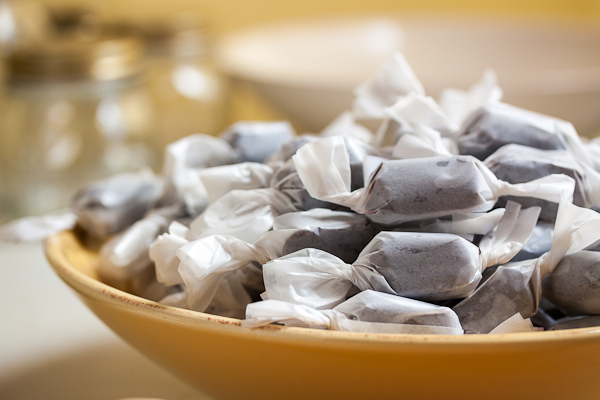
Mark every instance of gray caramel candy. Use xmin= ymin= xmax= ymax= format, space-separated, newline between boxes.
xmin=273 ymin=208 xmax=377 ymax=263
xmin=294 ymin=136 xmax=568 ymax=227
xmin=543 ymin=251 xmax=600 ymax=316
xmin=335 ymin=290 xmax=461 ymax=329
xmin=221 ymin=121 xmax=295 ymax=163
xmin=270 ymin=159 xmax=339 ymax=211
xmin=453 ymin=262 xmax=541 ymax=334
xmin=363 ymin=156 xmax=488 ymax=225
xmin=72 ymin=171 xmax=162 ymax=240
xmin=485 ymin=144 xmax=587 ymax=221
xmin=355 ymin=231 xmax=481 ymax=301
xmin=550 ymin=315 xmax=600 ymax=330
xmin=458 ymin=103 xmax=566 ymax=160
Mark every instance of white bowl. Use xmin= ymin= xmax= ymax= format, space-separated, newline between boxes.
xmin=217 ymin=15 xmax=600 ymax=135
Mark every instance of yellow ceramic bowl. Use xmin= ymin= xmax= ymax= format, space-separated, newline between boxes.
xmin=46 ymin=230 xmax=600 ymax=400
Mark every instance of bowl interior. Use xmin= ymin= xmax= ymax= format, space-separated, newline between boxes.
xmin=44 ymin=229 xmax=600 ymax=400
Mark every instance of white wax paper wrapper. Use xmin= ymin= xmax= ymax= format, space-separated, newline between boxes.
xmin=374 ymin=92 xmax=456 ymax=158
xmin=149 ymin=221 xmax=192 ymax=286
xmin=244 ymin=291 xmax=463 ymax=335
xmin=293 ymin=135 xmax=574 ymax=225
xmin=477 ymin=201 xmax=541 ymax=268
xmin=419 ymin=208 xmax=506 ymax=236
xmin=263 ymin=248 xmax=395 ymax=309
xmin=0 ymin=210 xmax=76 ymax=242
xmin=159 ymin=273 xmax=253 ymax=318
xmin=98 ymin=213 xmax=170 ymax=283
xmin=488 ymin=313 xmax=541 ymax=334
xmin=199 ymin=162 xmax=273 ymax=204
xmin=203 ymin=269 xmax=253 ymax=318
xmin=439 ymin=69 xmax=503 ymax=132
xmin=189 ymin=188 xmax=296 ymax=243
xmin=175 ymin=232 xmax=285 ymax=311
xmin=265 ymin=135 xmax=320 ymax=170
xmin=387 ymin=92 xmax=454 ymax=136
xmin=161 ymin=134 xmax=237 ymax=216
xmin=352 ymin=52 xmax=425 ymax=120
xmin=320 ymin=111 xmax=374 ymax=144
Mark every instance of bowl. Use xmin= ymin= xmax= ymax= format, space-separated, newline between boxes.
xmin=217 ymin=15 xmax=600 ymax=135
xmin=46 ymin=229 xmax=600 ymax=400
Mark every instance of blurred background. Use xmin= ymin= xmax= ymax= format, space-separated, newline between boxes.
xmin=0 ymin=0 xmax=599 ymax=222
xmin=0 ymin=1 xmax=599 ymax=399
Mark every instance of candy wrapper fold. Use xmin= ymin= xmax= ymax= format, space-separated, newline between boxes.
xmin=244 ymin=290 xmax=463 ymax=335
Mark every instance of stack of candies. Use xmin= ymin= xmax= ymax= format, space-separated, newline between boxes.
xmin=6 ymin=53 xmax=600 ymax=335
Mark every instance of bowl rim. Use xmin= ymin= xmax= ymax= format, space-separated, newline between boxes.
xmin=217 ymin=13 xmax=600 ymax=92
xmin=45 ymin=229 xmax=600 ymax=347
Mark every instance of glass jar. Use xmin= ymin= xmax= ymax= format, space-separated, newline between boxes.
xmin=136 ymin=14 xmax=229 ymax=150
xmin=0 ymin=32 xmax=159 ymax=222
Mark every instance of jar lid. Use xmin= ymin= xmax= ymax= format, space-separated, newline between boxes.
xmin=6 ymin=32 xmax=143 ymax=82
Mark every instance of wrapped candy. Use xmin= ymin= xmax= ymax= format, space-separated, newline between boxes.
xmin=98 ymin=212 xmax=171 ymax=284
xmin=221 ymin=121 xmax=295 ymax=163
xmin=199 ymin=162 xmax=274 ymax=204
xmin=159 ymin=266 xmax=260 ymax=318
xmin=379 ymin=93 xmax=457 ymax=159
xmin=272 ymin=136 xmax=383 ymax=211
xmin=372 ymin=69 xmax=501 ymax=150
xmin=293 ymin=135 xmax=572 ymax=226
xmin=168 ymin=208 xmax=377 ymax=312
xmin=485 ymin=144 xmax=590 ymax=221
xmin=188 ymin=188 xmax=296 ymax=243
xmin=98 ymin=199 xmax=188 ymax=285
xmin=457 ymin=102 xmax=590 ymax=162
xmin=72 ymin=169 xmax=163 ymax=240
xmin=243 ymin=290 xmax=464 ymax=335
xmin=0 ymin=169 xmax=162 ymax=243
xmin=149 ymin=187 xmax=296 ymax=287
xmin=262 ymin=201 xmax=540 ymax=309
xmin=273 ymin=208 xmax=377 ymax=263
xmin=453 ymin=197 xmax=600 ymax=333
xmin=543 ymin=250 xmax=600 ymax=315
xmin=161 ymin=134 xmax=237 ymax=216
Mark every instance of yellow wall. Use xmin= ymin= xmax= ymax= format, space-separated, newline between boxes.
xmin=43 ymin=0 xmax=600 ymax=33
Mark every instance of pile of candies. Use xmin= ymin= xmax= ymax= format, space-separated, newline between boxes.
xmin=6 ymin=53 xmax=600 ymax=335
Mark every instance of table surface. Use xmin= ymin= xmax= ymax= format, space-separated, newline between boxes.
xmin=0 ymin=241 xmax=210 ymax=400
